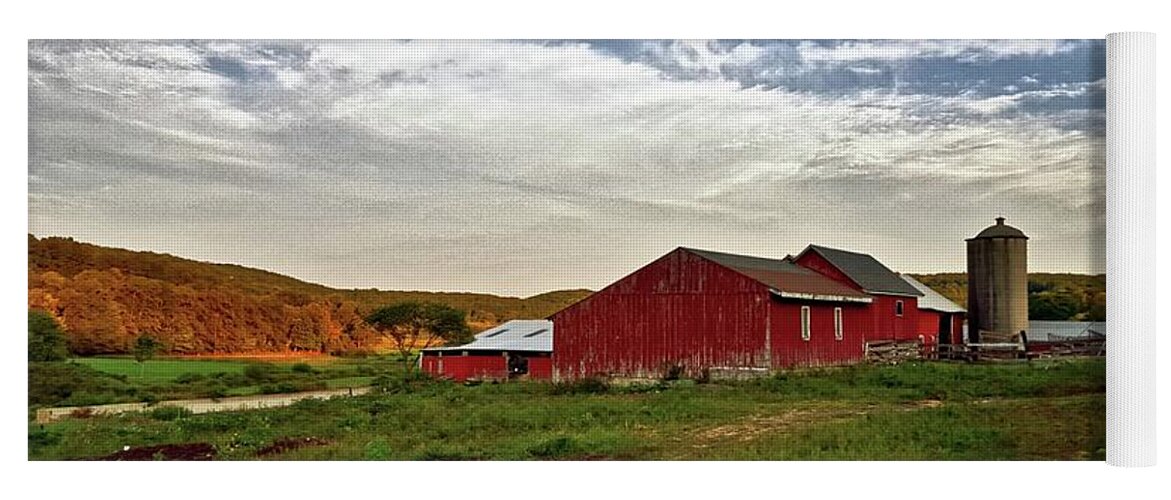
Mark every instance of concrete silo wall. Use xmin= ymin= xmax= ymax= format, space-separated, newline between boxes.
xmin=966 ymin=237 xmax=1028 ymax=343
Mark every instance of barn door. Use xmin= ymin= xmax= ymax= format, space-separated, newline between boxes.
xmin=508 ymin=354 xmax=529 ymax=378
xmin=939 ymin=315 xmax=952 ymax=345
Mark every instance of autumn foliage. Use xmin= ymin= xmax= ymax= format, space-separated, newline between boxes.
xmin=28 ymin=235 xmax=591 ymax=356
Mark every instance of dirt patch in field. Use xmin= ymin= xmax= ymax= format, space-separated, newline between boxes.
xmin=92 ymin=443 xmax=217 ymax=461
xmin=907 ymin=398 xmax=945 ymax=409
xmin=256 ymin=437 xmax=331 ymax=457
xmin=693 ymin=407 xmax=862 ymax=445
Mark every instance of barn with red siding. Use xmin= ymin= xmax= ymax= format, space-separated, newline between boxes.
xmin=549 ymin=244 xmax=955 ymax=380
xmin=900 ymin=274 xmax=966 ymax=347
xmin=420 ymin=320 xmax=553 ymax=381
xmin=793 ymin=245 xmax=925 ymax=344
xmin=550 ymin=247 xmax=876 ymax=380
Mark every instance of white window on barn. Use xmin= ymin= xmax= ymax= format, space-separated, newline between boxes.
xmin=834 ymin=307 xmax=843 ymax=341
xmin=801 ymin=306 xmax=811 ymax=341
xmin=895 ymin=300 xmax=904 ymax=317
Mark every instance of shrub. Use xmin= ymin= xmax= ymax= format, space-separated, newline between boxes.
xmin=417 ymin=447 xmax=479 ymax=460
xmin=695 ymin=368 xmax=711 ymax=384
xmin=336 ymin=349 xmax=375 ymax=359
xmin=367 ymin=400 xmax=395 ymax=417
xmin=373 ymin=371 xmax=435 ymax=394
xmin=291 ymin=362 xmax=315 ymax=374
xmin=244 ymin=363 xmax=279 ymax=382
xmin=174 ymin=372 xmax=206 ymax=384
xmin=662 ymin=363 xmax=685 ymax=381
xmin=364 ymin=438 xmax=391 ymax=460
xmin=527 ymin=436 xmax=582 ymax=458
xmin=551 ymin=377 xmax=610 ymax=395
xmin=28 ymin=362 xmax=132 ymax=407
xmin=149 ymin=406 xmax=193 ymax=421
xmin=29 ymin=428 xmax=62 ymax=448
xmin=28 ymin=310 xmax=69 ymax=362
xmin=211 ymin=372 xmax=250 ymax=386
xmin=260 ymin=382 xmax=300 ymax=394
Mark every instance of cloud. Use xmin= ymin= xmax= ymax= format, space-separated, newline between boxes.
xmin=28 ymin=40 xmax=1105 ymax=295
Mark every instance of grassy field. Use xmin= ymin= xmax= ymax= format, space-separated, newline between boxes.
xmin=28 ymin=358 xmax=1105 ymax=461
xmin=71 ymin=358 xmax=253 ymax=383
xmin=29 ymin=355 xmax=403 ymax=408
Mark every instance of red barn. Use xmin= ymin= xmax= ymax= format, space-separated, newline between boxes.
xmin=793 ymin=245 xmax=925 ymax=344
xmin=900 ymin=274 xmax=966 ymax=346
xmin=420 ymin=320 xmax=553 ymax=381
xmin=550 ymin=247 xmax=876 ymax=380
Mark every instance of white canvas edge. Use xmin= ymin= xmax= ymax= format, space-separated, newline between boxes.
xmin=1107 ymin=31 xmax=1157 ymax=467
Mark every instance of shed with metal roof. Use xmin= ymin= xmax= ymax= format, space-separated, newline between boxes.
xmin=901 ymin=274 xmax=967 ymax=346
xmin=420 ymin=320 xmax=553 ymax=381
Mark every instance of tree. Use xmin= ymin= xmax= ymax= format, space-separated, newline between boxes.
xmin=133 ymin=334 xmax=162 ymax=375
xmin=364 ymin=302 xmax=472 ymax=363
xmin=29 ymin=310 xmax=69 ymax=362
xmin=1029 ymin=292 xmax=1083 ymax=321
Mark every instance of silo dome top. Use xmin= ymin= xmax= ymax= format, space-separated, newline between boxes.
xmin=968 ymin=217 xmax=1029 ymax=240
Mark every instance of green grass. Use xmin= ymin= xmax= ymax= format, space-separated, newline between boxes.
xmin=28 ymin=358 xmax=1105 ymax=461
xmin=71 ymin=358 xmax=252 ymax=383
xmin=31 ymin=356 xmax=409 ymax=409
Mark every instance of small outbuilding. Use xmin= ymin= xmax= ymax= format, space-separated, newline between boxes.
xmin=900 ymin=274 xmax=966 ymax=346
xmin=419 ymin=320 xmax=553 ymax=381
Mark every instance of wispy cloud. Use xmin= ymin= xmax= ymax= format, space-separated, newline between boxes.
xmin=28 ymin=39 xmax=1105 ymax=295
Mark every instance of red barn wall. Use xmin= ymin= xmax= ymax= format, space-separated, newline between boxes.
xmin=913 ymin=310 xmax=965 ymax=345
xmin=528 ymin=357 xmax=553 ymax=379
xmin=866 ymin=294 xmax=919 ymax=342
xmin=421 ymin=353 xmax=507 ymax=381
xmin=794 ymin=251 xmax=919 ymax=343
xmin=421 ymin=353 xmax=440 ymax=375
xmin=769 ymin=300 xmax=868 ymax=368
xmin=551 ymin=249 xmax=770 ymax=380
xmin=794 ymin=251 xmax=862 ymax=290
xmin=916 ymin=309 xmax=943 ymax=336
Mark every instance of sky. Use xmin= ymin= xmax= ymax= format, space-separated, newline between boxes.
xmin=28 ymin=39 xmax=1105 ymax=296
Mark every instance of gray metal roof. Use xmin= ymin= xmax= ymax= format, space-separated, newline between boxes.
xmin=964 ymin=321 xmax=1107 ymax=343
xmin=799 ymin=245 xmax=924 ymax=297
xmin=968 ymin=217 xmax=1029 ymax=240
xmin=683 ymin=247 xmax=873 ymax=302
xmin=900 ymin=275 xmax=965 ymax=313
xmin=1027 ymin=321 xmax=1106 ymax=341
xmin=421 ymin=319 xmax=553 ymax=353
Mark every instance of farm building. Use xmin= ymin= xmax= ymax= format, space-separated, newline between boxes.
xmin=549 ymin=246 xmax=924 ymax=380
xmin=793 ymin=245 xmax=924 ymax=344
xmin=419 ymin=320 xmax=553 ymax=381
xmin=900 ymin=274 xmax=966 ymax=346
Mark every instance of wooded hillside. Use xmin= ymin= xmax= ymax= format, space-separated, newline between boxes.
xmin=909 ymin=272 xmax=1106 ymax=321
xmin=28 ymin=235 xmax=591 ymax=355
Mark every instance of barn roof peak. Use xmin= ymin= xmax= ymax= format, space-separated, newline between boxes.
xmin=680 ymin=247 xmax=872 ymax=302
xmin=796 ymin=244 xmax=924 ymax=297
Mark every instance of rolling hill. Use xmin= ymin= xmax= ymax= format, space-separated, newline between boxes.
xmin=28 ymin=235 xmax=592 ymax=355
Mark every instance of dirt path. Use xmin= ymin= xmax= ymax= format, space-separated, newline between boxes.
xmin=35 ymin=387 xmax=373 ymax=424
